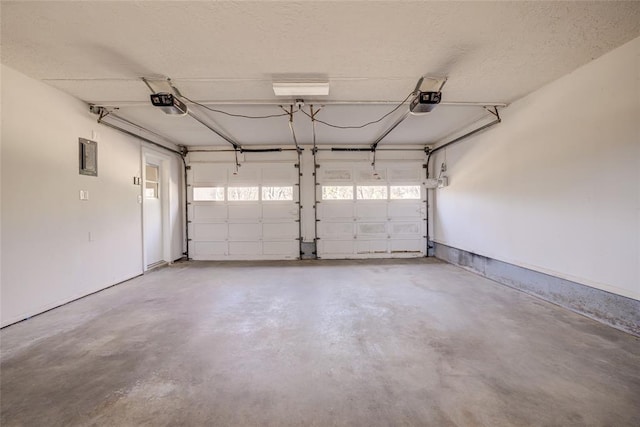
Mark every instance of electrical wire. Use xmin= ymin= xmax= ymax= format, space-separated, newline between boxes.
xmin=298 ymin=91 xmax=414 ymax=129
xmin=179 ymin=94 xmax=292 ymax=119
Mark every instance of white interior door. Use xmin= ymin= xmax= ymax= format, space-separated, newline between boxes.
xmin=316 ymin=161 xmax=426 ymax=259
xmin=188 ymin=161 xmax=299 ymax=260
xmin=144 ymin=161 xmax=164 ymax=267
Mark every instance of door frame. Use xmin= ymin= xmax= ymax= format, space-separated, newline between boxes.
xmin=141 ymin=147 xmax=172 ymax=271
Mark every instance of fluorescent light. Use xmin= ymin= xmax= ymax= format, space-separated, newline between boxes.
xmin=273 ymin=81 xmax=330 ymax=96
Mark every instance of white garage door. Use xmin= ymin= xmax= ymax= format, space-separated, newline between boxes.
xmin=188 ymin=162 xmax=299 ymax=260
xmin=316 ymin=161 xmax=426 ymax=259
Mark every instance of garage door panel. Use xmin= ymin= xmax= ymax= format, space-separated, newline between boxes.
xmin=390 ymin=239 xmax=424 ymax=253
xmin=192 ymin=164 xmax=228 ymax=184
xmin=356 ymin=240 xmax=388 ymax=255
xmin=263 ymin=204 xmax=297 ymax=219
xmin=355 ymin=203 xmax=387 ymax=219
xmin=229 ymin=223 xmax=261 ymax=240
xmin=192 ymin=223 xmax=228 ymax=241
xmin=319 ymin=240 xmax=354 ymax=255
xmin=356 ymin=169 xmax=386 ymax=181
xmin=228 ymin=204 xmax=262 ymax=219
xmin=357 ymin=222 xmax=387 ymax=237
xmin=322 ymin=168 xmax=353 ymax=181
xmin=193 ymin=241 xmax=227 ymax=256
xmin=262 ymin=167 xmax=297 ymax=182
xmin=391 ymin=222 xmax=422 ymax=235
xmin=388 ymin=167 xmax=422 ymax=181
xmin=318 ymin=203 xmax=354 ymax=219
xmin=229 ymin=241 xmax=262 ymax=255
xmin=263 ymin=241 xmax=298 ymax=256
xmin=228 ymin=168 xmax=260 ymax=183
xmin=388 ymin=202 xmax=424 ymax=218
xmin=319 ymin=222 xmax=354 ymax=238
xmin=189 ymin=160 xmax=299 ymax=260
xmin=193 ymin=204 xmax=227 ymax=221
xmin=263 ymin=222 xmax=298 ymax=239
xmin=317 ymin=161 xmax=425 ymax=259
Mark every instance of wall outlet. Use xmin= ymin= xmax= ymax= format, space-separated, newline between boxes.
xmin=79 ymin=190 xmax=89 ymax=200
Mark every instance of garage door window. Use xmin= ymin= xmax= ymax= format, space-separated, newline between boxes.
xmin=322 ymin=185 xmax=354 ymax=200
xmin=357 ymin=186 xmax=388 ymax=200
xmin=228 ymin=187 xmax=259 ymax=201
xmin=262 ymin=186 xmax=293 ymax=201
xmin=193 ymin=187 xmax=225 ymax=201
xmin=390 ymin=185 xmax=421 ymax=200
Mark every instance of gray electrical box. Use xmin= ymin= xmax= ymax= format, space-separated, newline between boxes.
xmin=79 ymin=138 xmax=97 ymax=176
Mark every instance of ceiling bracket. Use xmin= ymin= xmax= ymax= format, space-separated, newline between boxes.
xmin=483 ymin=106 xmax=502 ymax=121
xmin=309 ymin=105 xmax=322 ymax=152
xmin=281 ymin=104 xmax=302 ymax=152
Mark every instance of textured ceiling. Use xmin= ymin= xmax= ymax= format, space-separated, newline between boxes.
xmin=2 ymin=1 xmax=639 ymax=147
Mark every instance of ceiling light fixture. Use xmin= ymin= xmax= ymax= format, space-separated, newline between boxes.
xmin=273 ymin=81 xmax=330 ymax=96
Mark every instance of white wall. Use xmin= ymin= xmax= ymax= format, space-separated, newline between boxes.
xmin=0 ymin=65 xmax=183 ymax=327
xmin=432 ymin=36 xmax=640 ymax=300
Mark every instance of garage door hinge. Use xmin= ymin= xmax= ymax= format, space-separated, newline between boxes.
xmin=423 ymin=164 xmax=428 ymax=168
xmin=187 ymin=238 xmax=193 ymax=241
xmin=187 ymin=202 xmax=192 ymax=205
xmin=187 ymin=220 xmax=192 ymax=223
xmin=315 ymin=164 xmax=320 ymax=169
xmin=294 ymin=164 xmax=300 ymax=168
xmin=185 ymin=166 xmax=192 ymax=170
xmin=187 ymin=184 xmax=192 ymax=187
xmin=295 ymin=219 xmax=300 ymax=222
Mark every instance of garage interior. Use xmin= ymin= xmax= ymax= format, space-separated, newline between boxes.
xmin=1 ymin=1 xmax=639 ymax=426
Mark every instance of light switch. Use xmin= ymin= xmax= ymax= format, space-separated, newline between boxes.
xmin=79 ymin=190 xmax=89 ymax=200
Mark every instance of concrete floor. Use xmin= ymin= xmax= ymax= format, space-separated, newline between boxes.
xmin=1 ymin=259 xmax=639 ymax=426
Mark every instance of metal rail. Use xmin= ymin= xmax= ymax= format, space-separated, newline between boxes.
xmin=310 ymin=105 xmax=320 ymax=256
xmin=90 ymin=100 xmax=508 ymax=108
